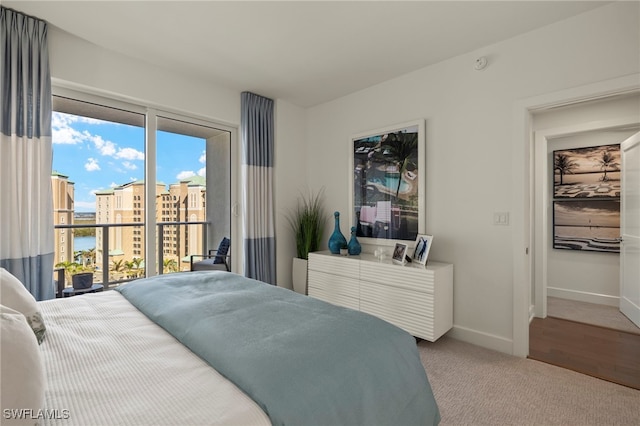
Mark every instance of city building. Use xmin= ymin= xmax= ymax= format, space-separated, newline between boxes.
xmin=51 ymin=171 xmax=74 ymax=265
xmin=53 ymin=170 xmax=208 ymax=278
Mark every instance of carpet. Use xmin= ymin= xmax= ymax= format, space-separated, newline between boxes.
xmin=418 ymin=336 xmax=640 ymax=425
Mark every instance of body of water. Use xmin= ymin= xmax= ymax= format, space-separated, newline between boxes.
xmin=74 ymin=236 xmax=96 ymax=252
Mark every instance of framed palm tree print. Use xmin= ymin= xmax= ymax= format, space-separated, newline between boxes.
xmin=553 ymin=144 xmax=621 ymax=198
xmin=349 ymin=119 xmax=425 ymax=245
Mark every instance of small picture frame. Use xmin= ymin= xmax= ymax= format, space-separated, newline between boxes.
xmin=412 ymin=234 xmax=433 ymax=265
xmin=392 ymin=242 xmax=408 ymax=265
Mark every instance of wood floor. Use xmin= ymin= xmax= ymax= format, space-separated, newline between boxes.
xmin=529 ymin=316 xmax=640 ymax=390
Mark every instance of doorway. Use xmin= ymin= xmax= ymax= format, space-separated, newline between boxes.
xmin=531 ymin=93 xmax=640 ymax=326
xmin=527 ymin=92 xmax=640 ymax=388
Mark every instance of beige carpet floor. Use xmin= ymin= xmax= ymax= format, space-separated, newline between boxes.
xmin=418 ymin=336 xmax=640 ymax=426
xmin=547 ymin=297 xmax=640 ymax=335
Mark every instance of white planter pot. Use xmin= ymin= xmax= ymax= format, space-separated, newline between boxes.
xmin=292 ymin=258 xmax=308 ymax=295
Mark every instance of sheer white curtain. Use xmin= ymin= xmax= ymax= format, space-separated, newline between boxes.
xmin=241 ymin=92 xmax=276 ymax=284
xmin=0 ymin=7 xmax=55 ymax=300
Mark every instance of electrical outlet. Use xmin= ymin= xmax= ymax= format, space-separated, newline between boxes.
xmin=493 ymin=212 xmax=509 ymax=226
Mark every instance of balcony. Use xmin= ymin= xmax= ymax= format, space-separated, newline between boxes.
xmin=53 ymin=221 xmax=209 ymax=295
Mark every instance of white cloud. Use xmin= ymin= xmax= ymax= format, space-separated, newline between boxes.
xmin=122 ymin=161 xmax=137 ymax=170
xmin=85 ymin=158 xmax=100 ymax=171
xmin=52 ymin=112 xmax=112 ymax=145
xmin=52 ymin=112 xmax=144 ymax=167
xmin=199 ymin=151 xmax=206 ymax=164
xmin=115 ymin=147 xmax=145 ymax=161
xmin=198 ymin=167 xmax=206 ymax=177
xmin=90 ymin=134 xmax=117 ymax=156
xmin=177 ymin=170 xmax=195 ymax=180
xmin=109 ymin=182 xmax=119 ymax=188
xmin=52 ymin=125 xmax=85 ymax=145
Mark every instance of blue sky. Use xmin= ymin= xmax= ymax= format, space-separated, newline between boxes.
xmin=52 ymin=112 xmax=205 ymax=212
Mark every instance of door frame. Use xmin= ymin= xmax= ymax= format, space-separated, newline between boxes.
xmin=511 ymin=73 xmax=640 ymax=357
xmin=620 ymin=131 xmax=640 ymax=327
xmin=533 ymin=118 xmax=640 ymax=319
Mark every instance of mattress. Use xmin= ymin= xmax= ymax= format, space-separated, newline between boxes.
xmin=38 ymin=291 xmax=270 ymax=426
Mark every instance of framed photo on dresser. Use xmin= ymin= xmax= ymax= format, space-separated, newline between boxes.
xmin=412 ymin=234 xmax=433 ymax=265
xmin=392 ymin=242 xmax=408 ymax=265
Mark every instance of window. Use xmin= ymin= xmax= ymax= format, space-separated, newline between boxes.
xmin=52 ymin=90 xmax=232 ymax=278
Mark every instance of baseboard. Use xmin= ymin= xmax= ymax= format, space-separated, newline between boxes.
xmin=547 ymin=287 xmax=619 ymax=307
xmin=446 ymin=325 xmax=513 ymax=355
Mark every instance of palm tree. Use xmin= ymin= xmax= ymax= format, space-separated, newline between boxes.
xmin=163 ymin=258 xmax=178 ymax=273
xmin=86 ymin=248 xmax=96 ymax=268
xmin=124 ymin=260 xmax=135 ymax=278
xmin=596 ymin=150 xmax=619 ymax=182
xmin=76 ymin=249 xmax=93 ymax=268
xmin=55 ymin=260 xmax=81 ymax=284
xmin=377 ymin=132 xmax=418 ymax=198
xmin=554 ymin=153 xmax=578 ymax=185
xmin=132 ymin=257 xmax=144 ymax=277
xmin=110 ymin=259 xmax=125 ymax=280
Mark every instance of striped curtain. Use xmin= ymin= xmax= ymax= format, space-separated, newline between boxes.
xmin=0 ymin=7 xmax=55 ymax=300
xmin=241 ymin=92 xmax=276 ymax=284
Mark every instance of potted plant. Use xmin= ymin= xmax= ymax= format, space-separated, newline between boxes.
xmin=55 ymin=261 xmax=95 ymax=289
xmin=286 ymin=188 xmax=327 ymax=295
xmin=71 ymin=269 xmax=94 ymax=290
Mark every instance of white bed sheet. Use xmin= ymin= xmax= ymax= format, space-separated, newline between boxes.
xmin=38 ymin=291 xmax=270 ymax=426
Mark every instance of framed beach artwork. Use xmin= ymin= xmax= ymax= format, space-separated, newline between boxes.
xmin=412 ymin=234 xmax=433 ymax=265
xmin=553 ymin=144 xmax=621 ymax=199
xmin=553 ymin=200 xmax=620 ymax=253
xmin=349 ymin=119 xmax=425 ymax=247
xmin=392 ymin=242 xmax=408 ymax=265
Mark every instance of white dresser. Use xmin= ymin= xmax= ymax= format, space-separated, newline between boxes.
xmin=308 ymin=251 xmax=453 ymax=342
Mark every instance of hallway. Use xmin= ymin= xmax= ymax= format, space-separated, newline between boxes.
xmin=529 ymin=298 xmax=640 ymax=390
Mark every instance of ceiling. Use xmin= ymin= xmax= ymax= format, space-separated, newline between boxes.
xmin=5 ymin=1 xmax=611 ymax=107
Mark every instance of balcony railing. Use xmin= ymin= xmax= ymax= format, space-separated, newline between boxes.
xmin=54 ymin=221 xmax=209 ymax=292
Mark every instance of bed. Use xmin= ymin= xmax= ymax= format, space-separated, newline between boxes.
xmin=1 ymin=269 xmax=440 ymax=426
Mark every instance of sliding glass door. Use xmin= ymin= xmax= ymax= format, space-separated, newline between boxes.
xmin=156 ymin=115 xmax=231 ymax=274
xmin=51 ymin=90 xmax=232 ymax=288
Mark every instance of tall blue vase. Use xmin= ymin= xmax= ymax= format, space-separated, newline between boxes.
xmin=348 ymin=226 xmax=362 ymax=255
xmin=328 ymin=211 xmax=347 ymax=254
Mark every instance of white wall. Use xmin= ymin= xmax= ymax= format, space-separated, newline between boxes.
xmin=49 ymin=27 xmax=241 ymax=125
xmin=305 ymin=2 xmax=640 ymax=353
xmin=533 ymin=94 xmax=640 ymax=306
xmin=274 ymin=99 xmax=308 ymax=290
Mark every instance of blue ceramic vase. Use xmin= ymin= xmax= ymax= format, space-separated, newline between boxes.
xmin=348 ymin=226 xmax=362 ymax=255
xmin=328 ymin=211 xmax=347 ymax=254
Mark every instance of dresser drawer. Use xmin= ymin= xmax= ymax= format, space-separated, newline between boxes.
xmin=308 ymin=270 xmax=359 ymax=311
xmin=360 ymin=262 xmax=434 ymax=294
xmin=308 ymin=253 xmax=359 ymax=279
xmin=359 ymin=279 xmax=435 ymax=339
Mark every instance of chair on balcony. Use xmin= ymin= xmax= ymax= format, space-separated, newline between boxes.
xmin=190 ymin=237 xmax=231 ymax=272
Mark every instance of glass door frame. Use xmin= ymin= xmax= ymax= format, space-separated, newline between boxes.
xmin=52 ymin=84 xmax=240 ymax=277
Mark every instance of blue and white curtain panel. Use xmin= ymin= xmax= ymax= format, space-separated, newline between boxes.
xmin=241 ymin=92 xmax=276 ymax=285
xmin=0 ymin=7 xmax=55 ymax=300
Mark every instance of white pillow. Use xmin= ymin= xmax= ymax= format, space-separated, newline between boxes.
xmin=0 ymin=268 xmax=46 ymax=344
xmin=0 ymin=304 xmax=45 ymax=425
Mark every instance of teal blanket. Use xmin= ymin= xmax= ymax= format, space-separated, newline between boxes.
xmin=116 ymin=271 xmax=440 ymax=426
